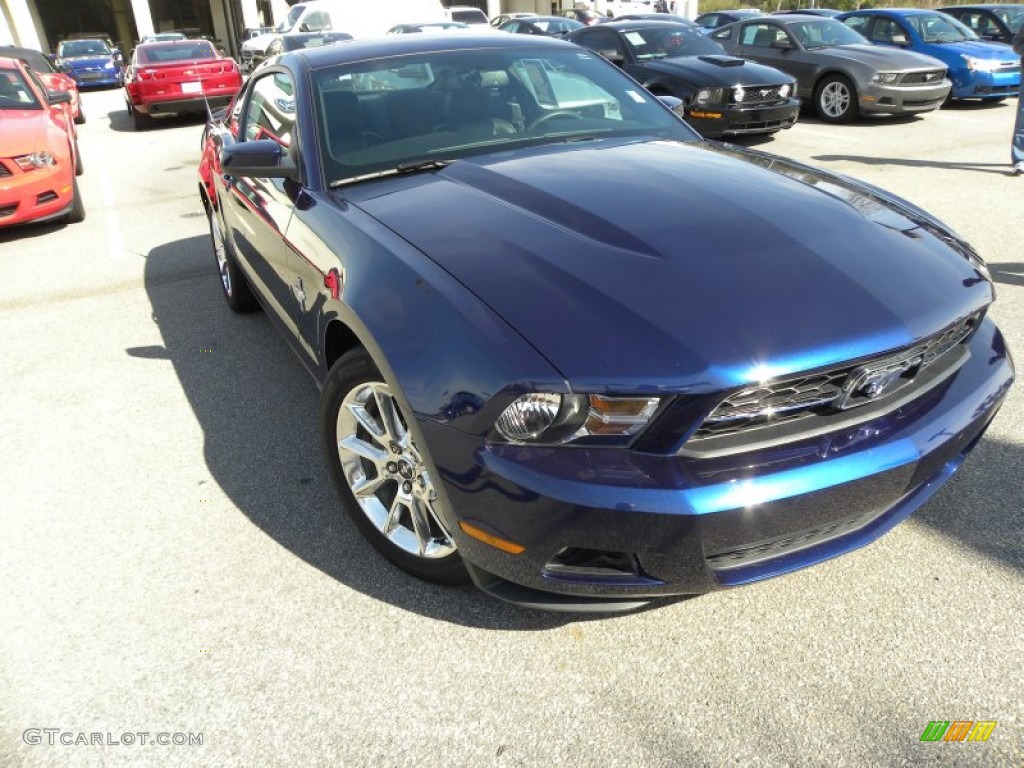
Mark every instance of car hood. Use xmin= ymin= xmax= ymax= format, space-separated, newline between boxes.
xmin=919 ymin=39 xmax=1019 ymax=60
xmin=352 ymin=139 xmax=991 ymax=391
xmin=61 ymin=56 xmax=115 ymax=68
xmin=810 ymin=43 xmax=946 ymax=71
xmin=242 ymin=33 xmax=279 ymax=53
xmin=0 ymin=108 xmax=48 ymax=155
xmin=645 ymin=55 xmax=792 ymax=86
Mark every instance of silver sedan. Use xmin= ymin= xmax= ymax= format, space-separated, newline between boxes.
xmin=709 ymin=15 xmax=951 ymax=122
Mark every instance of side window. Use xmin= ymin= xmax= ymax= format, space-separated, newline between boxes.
xmin=577 ymin=29 xmax=625 ymax=59
xmin=242 ymin=70 xmax=297 ymax=149
xmin=741 ymin=23 xmax=781 ymax=47
xmin=698 ymin=15 xmax=718 ymax=30
xmin=842 ymin=16 xmax=870 ymax=37
xmin=303 ymin=11 xmax=332 ymax=32
xmin=872 ymin=18 xmax=907 ymax=45
xmin=710 ymin=27 xmax=732 ymax=42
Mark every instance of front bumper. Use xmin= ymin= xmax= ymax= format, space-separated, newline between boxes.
xmin=951 ymin=67 xmax=1020 ymax=99
xmin=0 ymin=160 xmax=75 ymax=228
xmin=860 ymin=80 xmax=950 ymax=114
xmin=687 ymin=98 xmax=800 ymax=138
xmin=70 ymin=69 xmax=122 ymax=87
xmin=427 ymin=317 xmax=1012 ymax=611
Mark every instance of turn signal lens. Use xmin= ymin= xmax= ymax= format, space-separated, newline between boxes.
xmin=582 ymin=396 xmax=661 ymax=437
xmin=458 ymin=521 xmax=525 ymax=555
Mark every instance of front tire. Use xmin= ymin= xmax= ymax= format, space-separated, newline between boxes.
xmin=815 ymin=74 xmax=858 ymax=123
xmin=320 ymin=349 xmax=468 ymax=585
xmin=67 ymin=177 xmax=86 ymax=223
xmin=207 ymin=203 xmax=258 ymax=313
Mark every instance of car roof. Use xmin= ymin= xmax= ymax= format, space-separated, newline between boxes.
xmin=597 ymin=20 xmax=703 ymax=30
xmin=848 ymin=7 xmax=943 ymax=15
xmin=296 ymin=30 xmax=572 ymax=68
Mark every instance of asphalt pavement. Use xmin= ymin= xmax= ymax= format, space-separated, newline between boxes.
xmin=0 ymin=87 xmax=1021 ymax=767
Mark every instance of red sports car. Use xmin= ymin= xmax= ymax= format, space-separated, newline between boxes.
xmin=0 ymin=45 xmax=84 ymax=124
xmin=123 ymin=39 xmax=242 ymax=130
xmin=0 ymin=56 xmax=84 ymax=228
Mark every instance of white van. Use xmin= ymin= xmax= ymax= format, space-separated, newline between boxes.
xmin=241 ymin=0 xmax=448 ymax=70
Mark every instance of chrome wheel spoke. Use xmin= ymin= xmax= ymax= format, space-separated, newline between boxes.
xmin=346 ymin=400 xmax=387 ymax=443
xmin=384 ymin=495 xmax=406 ymax=536
xmin=408 ymin=497 xmax=432 ymax=556
xmin=351 ymin=471 xmax=388 ymax=500
xmin=338 ymin=434 xmax=388 ymax=465
xmin=374 ymin=390 xmax=406 ymax=445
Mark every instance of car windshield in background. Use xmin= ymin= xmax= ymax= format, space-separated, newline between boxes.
xmin=788 ymin=19 xmax=868 ymax=48
xmin=59 ymin=40 xmax=111 ymax=57
xmin=314 ymin=47 xmax=696 ymax=185
xmin=0 ymin=70 xmax=41 ymax=109
xmin=906 ymin=14 xmax=977 ymax=43
xmin=283 ymin=34 xmax=352 ymax=52
xmin=619 ymin=26 xmax=726 ymax=59
xmin=995 ymin=8 xmax=1024 ymax=29
xmin=137 ymin=41 xmax=218 ymax=64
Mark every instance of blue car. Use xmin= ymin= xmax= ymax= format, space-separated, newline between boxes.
xmin=55 ymin=38 xmax=123 ymax=88
xmin=198 ymin=33 xmax=1013 ymax=611
xmin=839 ymin=8 xmax=1020 ymax=100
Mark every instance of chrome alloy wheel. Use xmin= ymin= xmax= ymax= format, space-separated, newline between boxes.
xmin=819 ymin=81 xmax=851 ymax=119
xmin=209 ymin=211 xmax=232 ymax=296
xmin=335 ymin=381 xmax=456 ymax=559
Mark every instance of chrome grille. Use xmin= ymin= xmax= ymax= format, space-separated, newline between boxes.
xmin=731 ymin=84 xmax=788 ymax=105
xmin=693 ymin=314 xmax=978 ymax=440
xmin=899 ymin=70 xmax=945 ymax=86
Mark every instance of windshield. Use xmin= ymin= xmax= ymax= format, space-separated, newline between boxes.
xmin=620 ymin=25 xmax=725 ymax=59
xmin=59 ymin=39 xmax=112 ymax=57
xmin=994 ymin=8 xmax=1024 ymax=31
xmin=906 ymin=13 xmax=977 ymax=42
xmin=0 ymin=69 xmax=42 ymax=109
xmin=137 ymin=41 xmax=217 ymax=64
xmin=789 ymin=19 xmax=867 ymax=48
xmin=278 ymin=6 xmax=305 ymax=33
xmin=314 ymin=47 xmax=696 ymax=185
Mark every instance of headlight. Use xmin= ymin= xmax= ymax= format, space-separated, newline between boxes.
xmin=778 ymin=83 xmax=792 ymax=98
xmin=871 ymin=72 xmax=900 ymax=84
xmin=493 ymin=393 xmax=661 ymax=445
xmin=732 ymin=84 xmax=745 ymax=103
xmin=694 ymin=88 xmax=724 ymax=106
xmin=14 ymin=152 xmax=56 ymax=170
xmin=962 ymin=55 xmax=1003 ymax=72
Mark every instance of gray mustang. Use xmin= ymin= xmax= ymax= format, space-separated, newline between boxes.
xmin=710 ymin=15 xmax=951 ymax=122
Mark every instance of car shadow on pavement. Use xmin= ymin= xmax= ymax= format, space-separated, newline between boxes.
xmin=138 ymin=235 xmax=688 ymax=627
xmin=811 ymin=153 xmax=1016 ymax=176
xmin=107 ymin=107 xmax=208 ymax=134
xmin=0 ymin=218 xmax=68 ymax=242
xmin=987 ymin=262 xmax=1024 ymax=288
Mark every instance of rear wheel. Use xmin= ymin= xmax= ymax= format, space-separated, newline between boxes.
xmin=207 ymin=203 xmax=258 ymax=313
xmin=131 ymin=105 xmax=151 ymax=131
xmin=67 ymin=177 xmax=86 ymax=223
xmin=815 ymin=74 xmax=858 ymax=123
xmin=320 ymin=348 xmax=468 ymax=585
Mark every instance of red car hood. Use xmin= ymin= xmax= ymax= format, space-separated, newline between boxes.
xmin=0 ymin=109 xmax=49 ymax=157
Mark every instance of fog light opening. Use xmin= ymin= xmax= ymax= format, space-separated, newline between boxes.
xmin=544 ymin=547 xmax=640 ymax=578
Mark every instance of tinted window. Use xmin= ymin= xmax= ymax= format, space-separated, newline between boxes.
xmin=788 ymin=19 xmax=867 ymax=47
xmin=617 ymin=26 xmax=724 ymax=58
xmin=59 ymin=39 xmax=111 ymax=57
xmin=904 ymin=13 xmax=976 ymax=42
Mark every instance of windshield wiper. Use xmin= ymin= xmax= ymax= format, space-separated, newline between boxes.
xmin=396 ymin=159 xmax=452 ymax=173
xmin=330 ymin=159 xmax=453 ymax=188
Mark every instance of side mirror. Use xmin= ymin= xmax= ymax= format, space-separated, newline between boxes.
xmin=47 ymin=90 xmax=72 ymax=104
xmin=771 ymin=38 xmax=793 ymax=50
xmin=220 ymin=139 xmax=297 ymax=179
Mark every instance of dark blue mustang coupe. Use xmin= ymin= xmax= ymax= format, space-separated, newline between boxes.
xmin=198 ymin=33 xmax=1013 ymax=611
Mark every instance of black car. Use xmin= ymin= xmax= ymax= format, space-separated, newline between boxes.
xmin=498 ymin=16 xmax=584 ymax=37
xmin=250 ymin=31 xmax=353 ymax=71
xmin=937 ymin=4 xmax=1024 ymax=44
xmin=611 ymin=13 xmax=698 ymax=27
xmin=568 ymin=21 xmax=799 ymax=137
xmin=695 ymin=10 xmax=765 ymax=32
